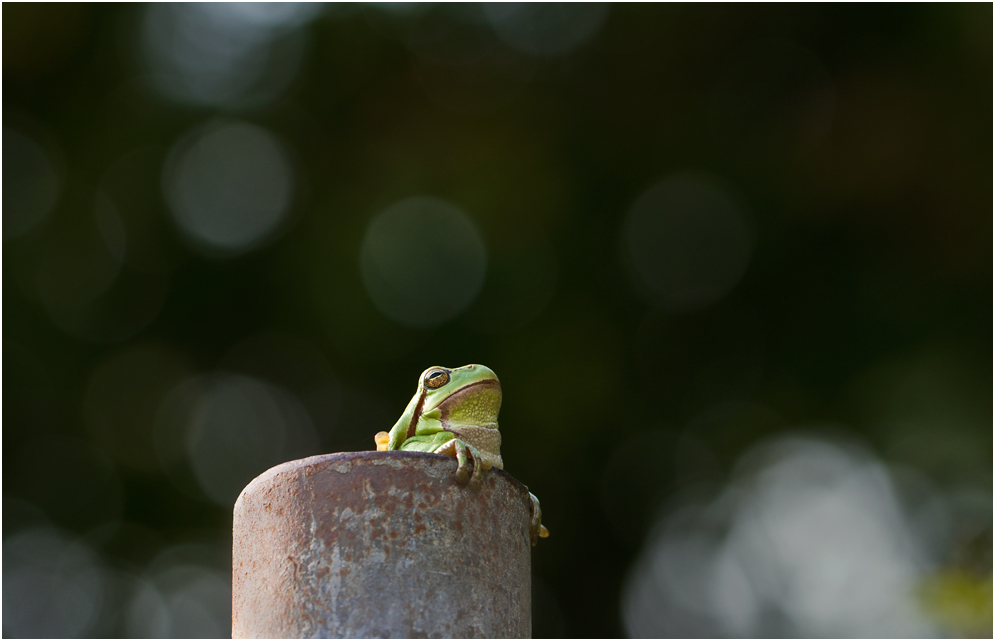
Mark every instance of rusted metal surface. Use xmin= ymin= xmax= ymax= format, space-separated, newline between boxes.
xmin=232 ymin=451 xmax=533 ymax=638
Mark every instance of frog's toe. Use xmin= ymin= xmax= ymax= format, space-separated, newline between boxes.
xmin=528 ymin=492 xmax=545 ymax=546
xmin=454 ymin=461 xmax=470 ymax=486
xmin=468 ymin=469 xmax=484 ymax=492
xmin=452 ymin=440 xmax=471 ymax=485
xmin=466 ymin=446 xmax=485 ymax=492
xmin=374 ymin=431 xmax=390 ymax=452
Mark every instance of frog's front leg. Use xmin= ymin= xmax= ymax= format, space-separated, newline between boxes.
xmin=528 ymin=492 xmax=550 ymax=546
xmin=400 ymin=432 xmax=486 ymax=490
xmin=437 ymin=437 xmax=489 ymax=492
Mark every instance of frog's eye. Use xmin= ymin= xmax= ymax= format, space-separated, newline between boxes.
xmin=424 ymin=368 xmax=450 ymax=389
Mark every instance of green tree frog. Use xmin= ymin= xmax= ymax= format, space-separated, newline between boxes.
xmin=375 ymin=364 xmax=548 ymax=545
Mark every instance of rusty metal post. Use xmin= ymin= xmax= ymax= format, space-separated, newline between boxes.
xmin=232 ymin=451 xmax=533 ymax=638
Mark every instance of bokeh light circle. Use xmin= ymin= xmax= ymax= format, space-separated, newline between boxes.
xmin=483 ymin=3 xmax=609 ymax=57
xmin=155 ymin=373 xmax=319 ymax=506
xmin=2 ymin=528 xmax=106 ymax=637
xmin=125 ymin=541 xmax=232 ymax=638
xmin=621 ymin=436 xmax=943 ymax=638
xmin=134 ymin=566 xmax=230 ymax=638
xmin=360 ymin=196 xmax=488 ymax=328
xmin=124 ymin=579 xmax=171 ymax=638
xmin=622 ymin=173 xmax=753 ymax=312
xmin=162 ymin=120 xmax=295 ymax=255
xmin=140 ymin=3 xmax=320 ymax=109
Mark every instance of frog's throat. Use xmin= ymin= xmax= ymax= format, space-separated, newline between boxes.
xmin=433 ymin=378 xmax=501 ymax=416
xmin=405 ymin=378 xmax=501 ymax=440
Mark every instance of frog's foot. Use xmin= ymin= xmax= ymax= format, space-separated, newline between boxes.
xmin=453 ymin=439 xmax=490 ymax=492
xmin=528 ymin=492 xmax=549 ymax=546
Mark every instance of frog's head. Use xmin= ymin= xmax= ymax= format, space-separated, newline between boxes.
xmin=386 ymin=364 xmax=502 ymax=450
xmin=419 ymin=364 xmax=502 ymax=422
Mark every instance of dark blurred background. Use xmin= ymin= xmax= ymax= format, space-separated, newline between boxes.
xmin=3 ymin=3 xmax=992 ymax=638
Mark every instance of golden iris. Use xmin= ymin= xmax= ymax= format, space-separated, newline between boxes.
xmin=424 ymin=368 xmax=450 ymax=389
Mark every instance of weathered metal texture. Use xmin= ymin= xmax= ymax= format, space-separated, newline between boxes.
xmin=232 ymin=451 xmax=533 ymax=638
